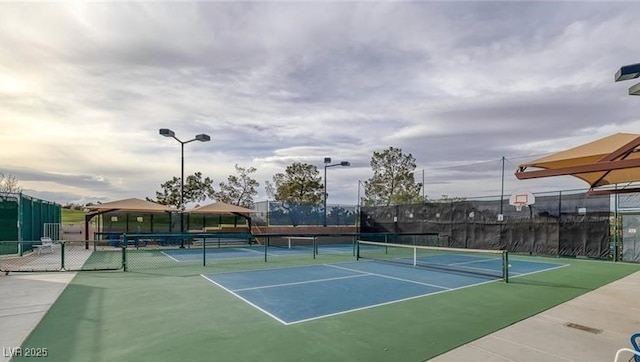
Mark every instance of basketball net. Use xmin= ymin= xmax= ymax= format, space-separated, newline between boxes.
xmin=515 ymin=203 xmax=524 ymax=212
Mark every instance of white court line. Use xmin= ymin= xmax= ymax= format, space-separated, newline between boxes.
xmin=508 ymin=257 xmax=570 ymax=265
xmin=200 ymin=274 xmax=289 ymax=325
xmin=508 ymin=263 xmax=570 ymax=278
xmin=326 ymin=264 xmax=450 ymax=290
xmin=287 ymin=275 xmax=499 ymax=325
xmin=162 ymin=247 xmax=264 ymax=263
xmin=234 ymin=273 xmax=371 ymax=292
xmin=240 ymin=248 xmax=265 ymax=255
xmin=160 ymin=251 xmax=180 ymax=262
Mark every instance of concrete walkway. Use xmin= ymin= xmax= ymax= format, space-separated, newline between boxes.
xmin=0 ymin=272 xmax=75 ymax=362
xmin=0 ymin=271 xmax=638 ymax=362
xmin=430 ymin=270 xmax=640 ymax=362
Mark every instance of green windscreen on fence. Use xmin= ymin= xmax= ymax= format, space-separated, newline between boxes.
xmin=0 ymin=197 xmax=19 ymax=240
xmin=0 ymin=193 xmax=61 ymax=256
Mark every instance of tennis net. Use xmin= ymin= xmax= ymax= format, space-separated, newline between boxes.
xmin=266 ymin=236 xmax=316 ymax=250
xmin=356 ymin=240 xmax=509 ymax=282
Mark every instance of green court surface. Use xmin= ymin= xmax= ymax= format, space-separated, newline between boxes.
xmin=13 ymin=253 xmax=640 ymax=362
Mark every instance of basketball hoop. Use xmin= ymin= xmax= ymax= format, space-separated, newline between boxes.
xmin=509 ymin=192 xmax=535 ymax=212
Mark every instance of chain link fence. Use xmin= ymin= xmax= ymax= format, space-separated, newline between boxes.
xmin=0 ymin=234 xmax=262 ymax=273
xmin=0 ymin=241 xmax=122 ymax=272
xmin=0 ymin=232 xmax=444 ymax=273
xmin=253 ymin=201 xmax=357 ymax=226
xmin=360 ymin=190 xmax=612 ymax=259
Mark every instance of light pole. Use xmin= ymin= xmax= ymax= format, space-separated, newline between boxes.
xmin=159 ymin=128 xmax=210 ymax=247
xmin=323 ymin=157 xmax=350 ymax=227
xmin=357 ymin=180 xmax=365 ymax=233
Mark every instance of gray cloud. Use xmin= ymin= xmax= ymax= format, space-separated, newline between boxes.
xmin=1 ymin=2 xmax=639 ymax=206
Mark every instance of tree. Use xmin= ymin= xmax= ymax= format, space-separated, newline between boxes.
xmin=266 ymin=162 xmax=324 ymax=205
xmin=363 ymin=147 xmax=422 ymax=206
xmin=213 ymin=164 xmax=260 ymax=208
xmin=327 ymin=205 xmax=356 ymax=226
xmin=0 ymin=171 xmax=21 ymax=196
xmin=154 ymin=171 xmax=214 ymax=209
xmin=63 ymin=203 xmax=85 ymax=211
xmin=265 ymin=162 xmax=324 ymax=226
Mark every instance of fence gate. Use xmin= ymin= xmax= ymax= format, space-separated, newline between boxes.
xmin=622 ymin=213 xmax=640 ymax=262
xmin=44 ymin=223 xmax=61 ymax=241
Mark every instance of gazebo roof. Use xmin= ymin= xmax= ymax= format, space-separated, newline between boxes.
xmin=86 ymin=198 xmax=175 ymax=213
xmin=515 ymin=133 xmax=640 ymax=194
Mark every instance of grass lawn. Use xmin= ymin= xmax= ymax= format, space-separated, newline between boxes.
xmin=62 ymin=208 xmax=86 ymax=224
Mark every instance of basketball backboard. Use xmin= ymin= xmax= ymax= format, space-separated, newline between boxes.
xmin=509 ymin=192 xmax=535 ymax=211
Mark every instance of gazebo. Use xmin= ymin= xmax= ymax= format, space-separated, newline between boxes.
xmin=187 ymin=201 xmax=256 ymax=232
xmin=84 ymin=198 xmax=175 ymax=241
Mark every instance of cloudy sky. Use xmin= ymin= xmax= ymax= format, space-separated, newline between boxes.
xmin=1 ymin=1 xmax=640 ymax=207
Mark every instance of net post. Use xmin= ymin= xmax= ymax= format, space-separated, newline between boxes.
xmin=413 ymin=246 xmax=417 ymax=266
xmin=352 ymin=236 xmax=355 ymax=256
xmin=312 ymin=236 xmax=316 ymax=259
xmin=503 ymin=251 xmax=509 ymax=283
xmin=356 ymin=239 xmax=360 ymax=260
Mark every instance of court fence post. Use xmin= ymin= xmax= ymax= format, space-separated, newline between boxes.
xmin=203 ymin=235 xmax=206 ymax=267
xmin=60 ymin=241 xmax=65 ymax=271
xmin=384 ymin=234 xmax=388 ymax=254
xmin=264 ymin=236 xmax=268 ymax=263
xmin=503 ymin=251 xmax=509 ymax=283
xmin=122 ymin=233 xmax=127 ymax=272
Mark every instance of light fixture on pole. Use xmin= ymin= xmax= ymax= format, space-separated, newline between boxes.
xmin=323 ymin=157 xmax=350 ymax=227
xmin=159 ymin=128 xmax=210 ymax=247
xmin=615 ymin=62 xmax=640 ymax=96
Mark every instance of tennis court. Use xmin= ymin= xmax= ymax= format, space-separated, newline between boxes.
xmin=202 ymin=253 xmax=565 ymax=325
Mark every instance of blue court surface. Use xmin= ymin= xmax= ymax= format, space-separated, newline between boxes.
xmin=201 ymin=258 xmax=566 ymax=325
